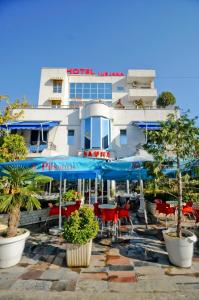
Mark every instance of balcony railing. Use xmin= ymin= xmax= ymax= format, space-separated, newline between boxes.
xmin=27 ymin=142 xmax=56 ymax=153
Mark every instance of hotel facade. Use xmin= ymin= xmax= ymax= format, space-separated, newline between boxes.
xmin=10 ymin=67 xmax=178 ymax=159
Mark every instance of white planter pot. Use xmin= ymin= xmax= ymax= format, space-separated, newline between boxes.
xmin=163 ymin=228 xmax=197 ymax=268
xmin=66 ymin=240 xmax=92 ymax=267
xmin=0 ymin=229 xmax=30 ymax=268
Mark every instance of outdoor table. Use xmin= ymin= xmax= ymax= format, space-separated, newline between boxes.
xmin=166 ymin=200 xmax=178 ymax=207
xmin=99 ymin=204 xmax=116 ymax=209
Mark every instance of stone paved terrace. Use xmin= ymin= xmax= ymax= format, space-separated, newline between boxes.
xmin=0 ymin=222 xmax=199 ymax=300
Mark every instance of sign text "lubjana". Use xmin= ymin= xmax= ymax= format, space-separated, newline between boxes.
xmin=66 ymin=68 xmax=124 ymax=76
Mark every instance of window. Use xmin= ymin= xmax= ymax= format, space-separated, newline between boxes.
xmin=53 ymin=80 xmax=62 ymax=93
xmin=84 ymin=118 xmax=91 ymax=149
xmin=83 ymin=117 xmax=110 ymax=150
xmin=117 ymin=86 xmax=125 ymax=92
xmin=120 ymin=129 xmax=127 ymax=145
xmin=30 ymin=130 xmax=48 ymax=145
xmin=68 ymin=129 xmax=75 ymax=145
xmin=51 ymin=100 xmax=61 ymax=107
xmin=70 ymin=83 xmax=112 ymax=100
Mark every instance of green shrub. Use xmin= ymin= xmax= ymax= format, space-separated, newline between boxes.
xmin=63 ymin=206 xmax=99 ymax=245
xmin=156 ymin=91 xmax=176 ymax=108
xmin=62 ymin=189 xmax=81 ymax=202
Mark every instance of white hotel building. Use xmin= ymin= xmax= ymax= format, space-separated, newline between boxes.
xmin=11 ymin=67 xmax=177 ymax=159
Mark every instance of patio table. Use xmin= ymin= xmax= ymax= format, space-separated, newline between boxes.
xmin=166 ymin=200 xmax=178 ymax=207
xmin=99 ymin=204 xmax=116 ymax=209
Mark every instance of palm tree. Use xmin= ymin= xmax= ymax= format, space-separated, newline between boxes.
xmin=0 ymin=166 xmax=52 ymax=237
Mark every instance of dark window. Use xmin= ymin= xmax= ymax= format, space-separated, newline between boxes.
xmin=120 ymin=129 xmax=127 ymax=145
xmin=68 ymin=129 xmax=75 ymax=145
xmin=53 ymin=80 xmax=62 ymax=93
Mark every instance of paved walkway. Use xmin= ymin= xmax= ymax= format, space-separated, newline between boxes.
xmin=0 ymin=224 xmax=199 ymax=299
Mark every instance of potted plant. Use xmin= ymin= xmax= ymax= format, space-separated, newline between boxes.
xmin=133 ymin=98 xmax=144 ymax=109
xmin=63 ymin=205 xmax=99 ymax=267
xmin=62 ymin=189 xmax=82 ymax=205
xmin=144 ymin=110 xmax=198 ymax=267
xmin=0 ymin=166 xmax=51 ymax=268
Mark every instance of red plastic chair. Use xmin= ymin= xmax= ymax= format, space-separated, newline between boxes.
xmin=182 ymin=201 xmax=193 ymax=217
xmin=100 ymin=208 xmax=119 ymax=237
xmin=93 ymin=203 xmax=101 ymax=219
xmin=156 ymin=202 xmax=176 ymax=227
xmin=117 ymin=207 xmax=133 ymax=232
xmin=192 ymin=208 xmax=199 ymax=226
xmin=45 ymin=204 xmax=65 ymax=227
xmin=63 ymin=203 xmax=80 ymax=218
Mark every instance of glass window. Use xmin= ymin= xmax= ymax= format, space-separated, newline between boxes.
xmin=83 ymin=83 xmax=90 ymax=88
xmin=69 ymin=83 xmax=112 ymax=100
xmin=91 ymin=83 xmax=97 ymax=89
xmin=91 ymin=93 xmax=97 ymax=99
xmin=102 ymin=118 xmax=109 ymax=149
xmin=84 ymin=118 xmax=91 ymax=149
xmin=76 ymin=83 xmax=82 ymax=89
xmin=120 ymin=129 xmax=127 ymax=145
xmin=68 ymin=129 xmax=75 ymax=145
xmin=98 ymin=83 xmax=104 ymax=88
xmin=53 ymin=80 xmax=62 ymax=93
xmin=105 ymin=94 xmax=112 ymax=99
xmin=117 ymin=86 xmax=125 ymax=91
xmin=76 ymin=93 xmax=82 ymax=99
xmin=70 ymin=93 xmax=75 ymax=99
xmin=83 ymin=94 xmax=90 ymax=99
xmin=83 ymin=117 xmax=110 ymax=150
xmin=83 ymin=88 xmax=90 ymax=94
xmin=92 ymin=117 xmax=101 ymax=148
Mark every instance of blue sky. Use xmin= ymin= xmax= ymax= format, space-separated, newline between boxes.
xmin=0 ymin=0 xmax=198 ymax=122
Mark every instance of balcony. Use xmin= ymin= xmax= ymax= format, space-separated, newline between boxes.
xmin=128 ymin=88 xmax=157 ymax=103
xmin=27 ymin=142 xmax=56 ymax=154
xmin=127 ymin=69 xmax=156 ymax=83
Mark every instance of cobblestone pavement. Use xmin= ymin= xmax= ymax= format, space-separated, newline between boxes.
xmin=0 ymin=223 xmax=199 ymax=300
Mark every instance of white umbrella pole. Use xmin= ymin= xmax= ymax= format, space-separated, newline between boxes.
xmin=82 ymin=179 xmax=85 ymax=203
xmin=107 ymin=180 xmax=110 ymax=203
xmin=59 ymin=172 xmax=63 ymax=230
xmin=126 ymin=180 xmax=130 ymax=194
xmin=102 ymin=179 xmax=104 ymax=204
xmin=139 ymin=178 xmax=148 ymax=228
xmin=95 ymin=178 xmax=98 ymax=203
xmin=49 ymin=180 xmax=52 ymax=195
xmin=89 ymin=179 xmax=91 ymax=205
xmin=63 ymin=179 xmax=66 ymax=193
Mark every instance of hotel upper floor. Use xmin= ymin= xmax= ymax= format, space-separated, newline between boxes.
xmin=38 ymin=67 xmax=158 ymax=109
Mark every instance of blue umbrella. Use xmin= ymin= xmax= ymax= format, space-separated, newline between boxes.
xmin=0 ymin=156 xmax=104 ymax=230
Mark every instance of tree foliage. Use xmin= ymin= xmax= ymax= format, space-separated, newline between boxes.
xmin=157 ymin=91 xmax=176 ymax=108
xmin=0 ymin=166 xmax=52 ymax=237
xmin=0 ymin=97 xmax=29 ymax=125
xmin=0 ymin=133 xmax=28 ymax=162
xmin=63 ymin=206 xmax=99 ymax=245
xmin=144 ymin=110 xmax=199 ymax=237
xmin=0 ymin=96 xmax=30 ymax=162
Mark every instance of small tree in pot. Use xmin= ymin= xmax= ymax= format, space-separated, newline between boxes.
xmin=144 ymin=110 xmax=199 ymax=267
xmin=63 ymin=205 xmax=99 ymax=267
xmin=156 ymin=91 xmax=176 ymax=108
xmin=0 ymin=166 xmax=52 ymax=268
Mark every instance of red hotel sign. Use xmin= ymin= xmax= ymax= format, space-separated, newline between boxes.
xmin=83 ymin=150 xmax=110 ymax=159
xmin=66 ymin=68 xmax=124 ymax=76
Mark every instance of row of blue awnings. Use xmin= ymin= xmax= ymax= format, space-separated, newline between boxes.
xmin=133 ymin=121 xmax=161 ymax=130
xmin=0 ymin=121 xmax=60 ymax=130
